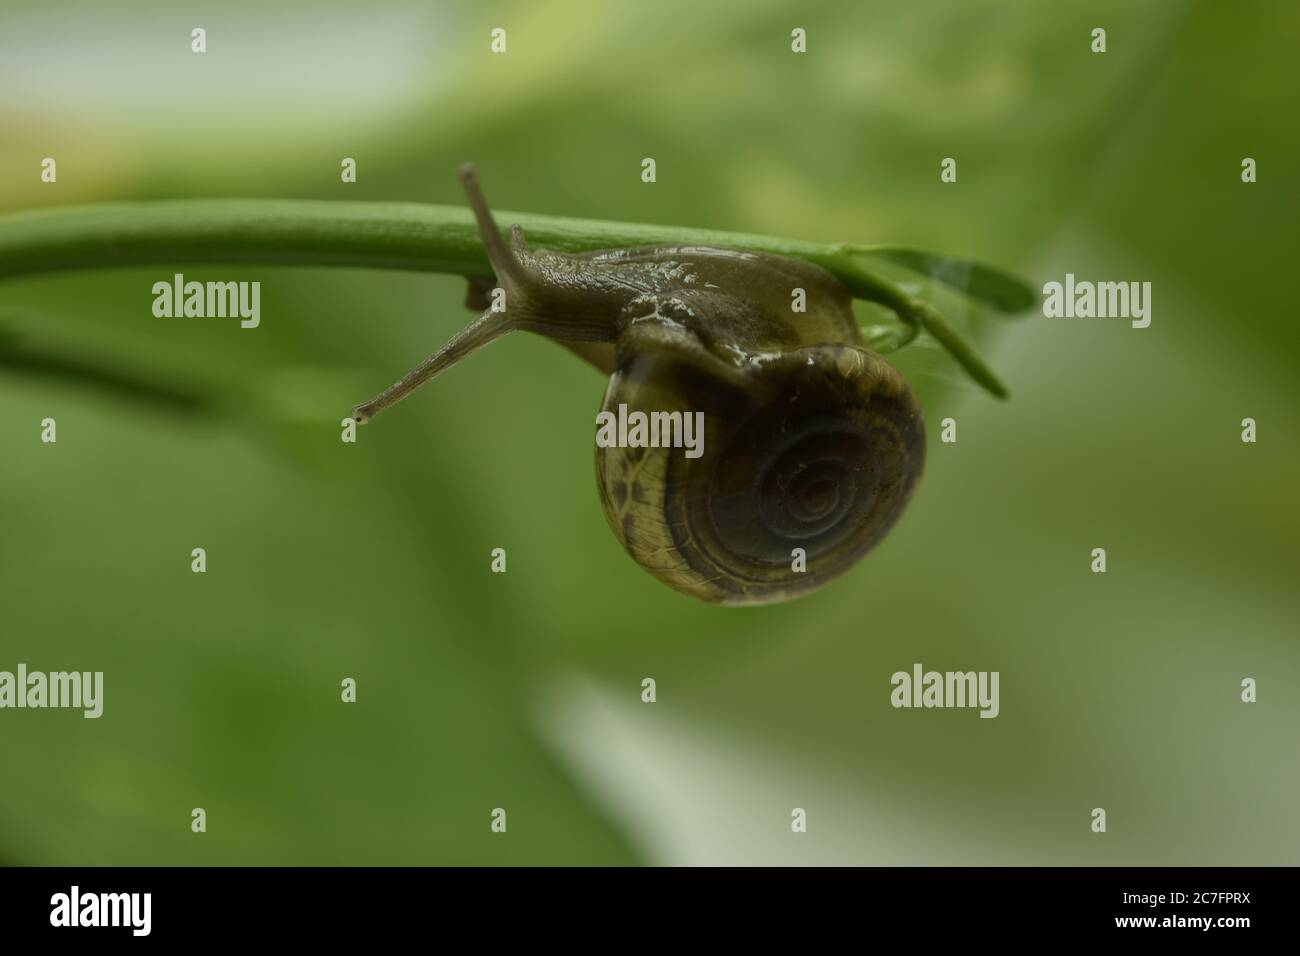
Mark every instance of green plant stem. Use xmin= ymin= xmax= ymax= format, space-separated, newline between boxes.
xmin=0 ymin=199 xmax=862 ymax=285
xmin=0 ymin=199 xmax=1016 ymax=396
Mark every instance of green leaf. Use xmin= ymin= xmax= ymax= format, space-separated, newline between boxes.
xmin=849 ymin=245 xmax=1038 ymax=314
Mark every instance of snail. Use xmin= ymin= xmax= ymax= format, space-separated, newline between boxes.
xmin=352 ymin=165 xmax=925 ymax=606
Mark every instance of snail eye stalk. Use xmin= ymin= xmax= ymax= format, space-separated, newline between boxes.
xmin=351 ymin=306 xmax=516 ymax=424
xmin=352 ymin=165 xmax=537 ymax=424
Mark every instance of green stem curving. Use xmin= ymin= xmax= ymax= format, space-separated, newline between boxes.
xmin=0 ymin=199 xmax=1032 ymax=397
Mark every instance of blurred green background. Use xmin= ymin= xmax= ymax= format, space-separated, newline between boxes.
xmin=1 ymin=0 xmax=1296 ymax=865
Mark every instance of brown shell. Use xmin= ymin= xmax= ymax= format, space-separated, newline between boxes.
xmin=588 ymin=255 xmax=925 ymax=605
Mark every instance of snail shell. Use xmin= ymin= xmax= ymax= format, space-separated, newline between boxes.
xmin=595 ymin=276 xmax=924 ymax=606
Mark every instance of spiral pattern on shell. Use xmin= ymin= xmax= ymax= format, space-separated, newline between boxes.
xmin=596 ymin=343 xmax=925 ymax=605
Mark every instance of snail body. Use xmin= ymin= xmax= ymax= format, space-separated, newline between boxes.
xmin=353 ymin=166 xmax=925 ymax=606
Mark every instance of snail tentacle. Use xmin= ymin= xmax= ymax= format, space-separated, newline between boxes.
xmin=351 ymin=307 xmax=517 ymax=423
xmin=457 ymin=163 xmax=532 ymax=292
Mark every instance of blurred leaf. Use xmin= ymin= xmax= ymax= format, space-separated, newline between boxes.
xmin=852 ymin=245 xmax=1038 ymax=313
